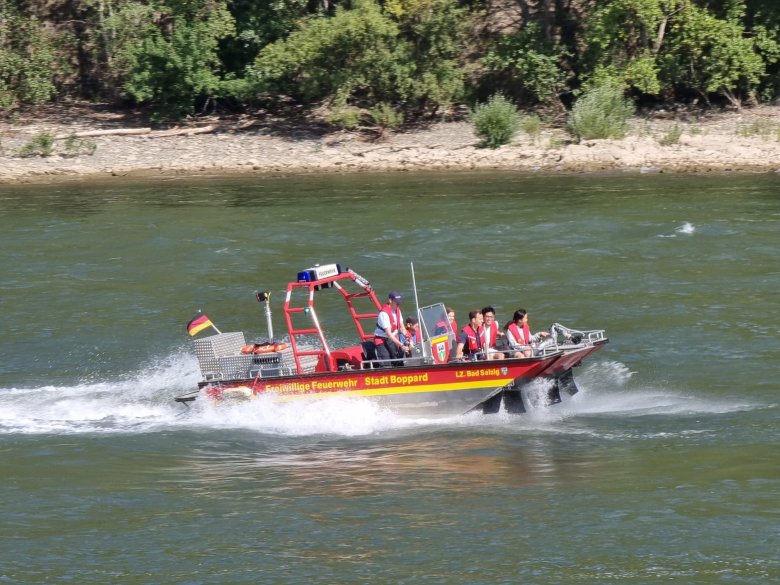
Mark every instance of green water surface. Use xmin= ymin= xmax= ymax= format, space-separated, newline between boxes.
xmin=0 ymin=172 xmax=778 ymax=584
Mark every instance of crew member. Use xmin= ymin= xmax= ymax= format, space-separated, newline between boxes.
xmin=399 ymin=315 xmax=420 ymax=357
xmin=455 ymin=310 xmax=484 ymax=361
xmin=400 ymin=316 xmax=419 ymax=346
xmin=481 ymin=306 xmax=505 ymax=360
xmin=446 ymin=307 xmax=457 ymax=336
xmin=374 ymin=291 xmax=408 ymax=366
xmin=505 ymin=308 xmax=549 ymax=358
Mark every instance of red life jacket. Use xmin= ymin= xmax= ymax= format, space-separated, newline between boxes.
xmin=437 ymin=319 xmax=458 ymax=336
xmin=402 ymin=326 xmax=418 ymax=344
xmin=375 ymin=303 xmax=402 ymax=345
xmin=483 ymin=321 xmax=499 ymax=348
xmin=463 ymin=324 xmax=484 ymax=354
xmin=507 ymin=322 xmax=532 ymax=345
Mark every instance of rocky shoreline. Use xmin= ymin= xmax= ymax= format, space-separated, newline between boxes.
xmin=2 ymin=104 xmax=780 ymax=185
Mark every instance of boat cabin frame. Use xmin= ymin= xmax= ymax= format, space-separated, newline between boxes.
xmin=282 ymin=265 xmax=457 ymax=374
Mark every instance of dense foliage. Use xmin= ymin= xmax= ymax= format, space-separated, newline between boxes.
xmin=0 ymin=3 xmax=59 ymax=107
xmin=1 ymin=0 xmax=779 ymax=122
xmin=568 ymin=84 xmax=635 ymax=141
xmin=470 ymin=93 xmax=521 ymax=148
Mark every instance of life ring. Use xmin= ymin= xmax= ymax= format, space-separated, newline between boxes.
xmin=273 ymin=342 xmax=289 ymax=352
xmin=240 ymin=344 xmax=256 ymax=354
xmin=253 ymin=344 xmax=275 ymax=354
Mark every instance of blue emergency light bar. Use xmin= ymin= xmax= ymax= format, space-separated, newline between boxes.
xmin=297 ymin=263 xmax=342 ymax=283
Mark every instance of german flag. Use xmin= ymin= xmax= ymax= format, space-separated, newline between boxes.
xmin=186 ymin=314 xmax=213 ymax=336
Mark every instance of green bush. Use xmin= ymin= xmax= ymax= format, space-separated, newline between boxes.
xmin=63 ymin=134 xmax=97 ymax=157
xmin=368 ymin=102 xmax=403 ymax=133
xmin=547 ymin=135 xmax=565 ymax=149
xmin=17 ymin=132 xmax=55 ymax=157
xmin=118 ymin=1 xmax=236 ymax=122
xmin=250 ymin=2 xmax=402 ymax=106
xmin=250 ymin=0 xmax=466 ymax=118
xmin=326 ymin=107 xmax=363 ymax=130
xmin=480 ymin=22 xmax=567 ymax=105
xmin=519 ymin=114 xmax=543 ymax=139
xmin=470 ymin=94 xmax=521 ymax=149
xmin=0 ymin=6 xmax=59 ymax=107
xmin=568 ymin=85 xmax=634 ymax=141
xmin=658 ymin=124 xmax=683 ymax=146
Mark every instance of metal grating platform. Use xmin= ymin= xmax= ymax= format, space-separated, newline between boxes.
xmin=217 ymin=354 xmax=255 ymax=379
xmin=193 ymin=332 xmax=246 ymax=378
xmin=194 ymin=333 xmax=321 ymax=380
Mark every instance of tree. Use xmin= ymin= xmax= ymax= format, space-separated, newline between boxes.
xmin=581 ymin=0 xmax=674 ymax=96
xmin=480 ymin=22 xmax=569 ymax=106
xmin=388 ymin=0 xmax=467 ymax=116
xmin=581 ymin=0 xmax=780 ymax=105
xmin=116 ymin=0 xmax=236 ymax=121
xmin=248 ymin=0 xmax=466 ymax=118
xmin=219 ymin=0 xmax=309 ymax=77
xmin=667 ymin=0 xmax=780 ymax=106
xmin=0 ymin=2 xmax=60 ymax=108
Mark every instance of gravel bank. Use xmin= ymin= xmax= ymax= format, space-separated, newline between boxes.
xmin=2 ymin=105 xmax=780 ymax=184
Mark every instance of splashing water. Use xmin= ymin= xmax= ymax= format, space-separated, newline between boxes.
xmin=0 ymin=353 xmax=755 ymax=437
xmin=675 ymin=221 xmax=695 ymax=234
xmin=0 ymin=350 xmax=199 ymax=435
xmin=565 ymin=360 xmax=756 ymax=418
xmin=658 ymin=221 xmax=695 ymax=238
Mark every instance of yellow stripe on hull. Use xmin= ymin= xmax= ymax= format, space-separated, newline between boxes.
xmin=271 ymin=378 xmax=514 ymax=401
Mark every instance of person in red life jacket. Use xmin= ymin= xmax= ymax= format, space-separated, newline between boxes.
xmin=444 ymin=307 xmax=459 ymax=354
xmin=399 ymin=315 xmax=419 ymax=356
xmin=481 ymin=306 xmax=506 ymax=360
xmin=454 ymin=309 xmax=485 ymax=361
xmin=433 ymin=307 xmax=455 ymax=336
xmin=504 ymin=308 xmax=549 ymax=358
xmin=400 ymin=316 xmax=419 ymax=345
xmin=446 ymin=307 xmax=457 ymax=336
xmin=373 ymin=291 xmax=408 ymax=366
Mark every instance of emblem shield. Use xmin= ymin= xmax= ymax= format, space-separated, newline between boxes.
xmin=436 ymin=342 xmax=446 ymax=362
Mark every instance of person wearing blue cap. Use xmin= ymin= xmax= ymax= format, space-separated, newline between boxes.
xmin=373 ymin=291 xmax=408 ymax=366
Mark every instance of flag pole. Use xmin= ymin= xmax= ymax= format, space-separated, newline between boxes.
xmin=202 ymin=310 xmax=221 ymax=334
xmin=410 ymin=261 xmax=428 ymax=360
xmin=187 ymin=312 xmax=220 ymax=337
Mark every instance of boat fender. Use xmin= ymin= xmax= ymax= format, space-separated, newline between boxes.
xmin=240 ymin=344 xmax=257 ymax=354
xmin=273 ymin=342 xmax=289 ymax=352
xmin=253 ymin=344 xmax=275 ymax=354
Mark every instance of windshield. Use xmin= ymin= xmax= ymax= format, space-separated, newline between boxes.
xmin=418 ymin=303 xmax=453 ymax=341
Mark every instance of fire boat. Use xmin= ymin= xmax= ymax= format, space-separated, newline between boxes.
xmin=176 ymin=263 xmax=608 ymax=416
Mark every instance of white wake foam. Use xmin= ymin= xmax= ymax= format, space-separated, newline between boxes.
xmin=659 ymin=221 xmax=696 ymax=238
xmin=561 ymin=360 xmax=755 ymax=417
xmin=0 ymin=350 xmax=199 ymax=435
xmin=0 ymin=353 xmax=758 ymax=436
xmin=676 ymin=221 xmax=696 ymax=234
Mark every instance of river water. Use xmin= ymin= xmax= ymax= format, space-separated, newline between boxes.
xmin=1 ymin=172 xmax=778 ymax=583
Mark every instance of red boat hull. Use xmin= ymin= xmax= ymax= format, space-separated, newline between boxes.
xmin=200 ymin=353 xmax=569 ymax=417
xmin=200 ymin=344 xmax=601 ymax=417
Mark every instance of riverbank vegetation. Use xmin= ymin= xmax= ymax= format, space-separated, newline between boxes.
xmin=2 ymin=1 xmax=779 ymax=130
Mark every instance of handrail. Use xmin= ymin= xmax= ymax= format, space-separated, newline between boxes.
xmin=283 ymin=269 xmax=381 ymax=374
